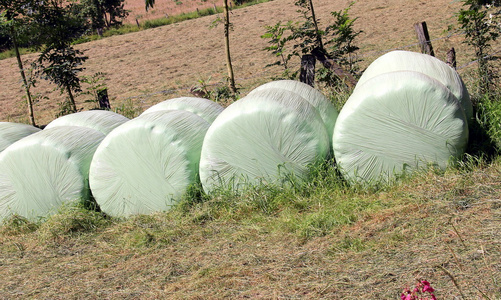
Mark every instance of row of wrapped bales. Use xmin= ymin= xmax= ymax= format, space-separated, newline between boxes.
xmin=0 ymin=49 xmax=472 ymax=220
xmin=333 ymin=50 xmax=470 ymax=184
xmin=200 ymin=80 xmax=337 ymax=193
xmin=0 ymin=122 xmax=41 ymax=152
xmin=89 ymin=97 xmax=222 ymax=217
xmin=0 ymin=111 xmax=129 ymax=221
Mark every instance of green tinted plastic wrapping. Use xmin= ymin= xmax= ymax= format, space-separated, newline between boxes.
xmin=199 ymin=88 xmax=330 ymax=193
xmin=333 ymin=71 xmax=468 ymax=184
xmin=248 ymin=80 xmax=338 ymax=147
xmin=355 ymin=50 xmax=473 ymax=122
xmin=0 ymin=126 xmax=105 ymax=221
xmin=0 ymin=122 xmax=41 ymax=152
xmin=89 ymin=110 xmax=210 ymax=217
xmin=45 ymin=110 xmax=130 ymax=135
xmin=141 ymin=97 xmax=224 ymax=124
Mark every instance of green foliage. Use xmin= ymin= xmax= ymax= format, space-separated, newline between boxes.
xmin=324 ymin=2 xmax=362 ymax=74
xmin=77 ymin=0 xmax=129 ymax=31
xmin=37 ymin=47 xmax=88 ymax=96
xmin=37 ymin=202 xmax=110 ymax=243
xmin=80 ymin=72 xmax=109 ymax=109
xmin=261 ymin=21 xmax=296 ymax=78
xmin=474 ymin=93 xmax=501 ymax=152
xmin=113 ymin=98 xmax=142 ymax=118
xmin=261 ymin=1 xmax=362 ymax=82
xmin=145 ymin=0 xmax=155 ymax=11
xmin=455 ymin=0 xmax=500 ymax=94
xmin=0 ymin=215 xmax=39 ymax=235
xmin=29 ymin=0 xmax=90 ymax=114
xmin=191 ymin=76 xmax=237 ymax=103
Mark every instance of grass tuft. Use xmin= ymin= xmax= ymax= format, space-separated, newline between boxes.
xmin=37 ymin=202 xmax=111 ymax=243
xmin=0 ymin=214 xmax=39 ymax=236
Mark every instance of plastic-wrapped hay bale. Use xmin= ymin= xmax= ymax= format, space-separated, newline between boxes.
xmin=0 ymin=126 xmax=105 ymax=221
xmin=200 ymin=88 xmax=330 ymax=193
xmin=45 ymin=110 xmax=130 ymax=135
xmin=0 ymin=122 xmax=41 ymax=153
xmin=89 ymin=110 xmax=210 ymax=217
xmin=141 ymin=97 xmax=224 ymax=124
xmin=333 ymin=71 xmax=468 ymax=184
xmin=248 ymin=80 xmax=339 ymax=145
xmin=355 ymin=50 xmax=473 ymax=122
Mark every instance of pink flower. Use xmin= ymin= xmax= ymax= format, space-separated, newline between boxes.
xmin=421 ymin=281 xmax=435 ymax=293
xmin=401 ymin=289 xmax=414 ymax=300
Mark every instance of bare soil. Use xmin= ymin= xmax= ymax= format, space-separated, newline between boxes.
xmin=0 ymin=0 xmax=470 ymax=125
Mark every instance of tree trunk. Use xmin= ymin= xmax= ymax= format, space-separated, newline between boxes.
xmin=11 ymin=26 xmax=36 ymax=126
xmin=223 ymin=0 xmax=237 ymax=94
xmin=308 ymin=0 xmax=323 ymax=50
xmin=66 ymin=85 xmax=77 ymax=113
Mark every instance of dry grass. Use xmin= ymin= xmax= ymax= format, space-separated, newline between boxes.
xmin=0 ymin=0 xmax=470 ymax=125
xmin=1 ymin=2 xmax=500 ymax=298
xmin=1 ymin=161 xmax=500 ymax=299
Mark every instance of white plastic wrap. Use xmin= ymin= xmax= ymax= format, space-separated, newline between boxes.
xmin=248 ymin=80 xmax=339 ymax=146
xmin=0 ymin=126 xmax=105 ymax=221
xmin=141 ymin=97 xmax=224 ymax=124
xmin=45 ymin=110 xmax=130 ymax=135
xmin=333 ymin=71 xmax=468 ymax=184
xmin=89 ymin=110 xmax=210 ymax=217
xmin=355 ymin=50 xmax=473 ymax=122
xmin=199 ymin=88 xmax=330 ymax=193
xmin=0 ymin=122 xmax=41 ymax=153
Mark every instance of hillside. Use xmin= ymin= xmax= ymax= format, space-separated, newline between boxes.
xmin=1 ymin=1 xmax=500 ymax=299
xmin=0 ymin=0 xmax=469 ymax=125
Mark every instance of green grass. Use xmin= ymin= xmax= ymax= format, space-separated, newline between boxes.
xmin=1 ymin=154 xmax=500 ymax=298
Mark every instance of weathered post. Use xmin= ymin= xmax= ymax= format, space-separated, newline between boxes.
xmin=414 ymin=21 xmax=435 ymax=56
xmin=135 ymin=19 xmax=140 ymax=28
xmin=98 ymin=88 xmax=111 ymax=110
xmin=300 ymin=55 xmax=316 ymax=87
xmin=446 ymin=47 xmax=457 ymax=69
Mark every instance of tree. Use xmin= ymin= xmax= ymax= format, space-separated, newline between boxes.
xmin=222 ymin=0 xmax=237 ymax=94
xmin=456 ymin=0 xmax=500 ymax=94
xmin=32 ymin=0 xmax=89 ymax=115
xmin=261 ymin=1 xmax=361 ymax=86
xmin=145 ymin=0 xmax=237 ymax=95
xmin=78 ymin=0 xmax=129 ymax=31
xmin=145 ymin=0 xmax=155 ymax=11
xmin=0 ymin=0 xmax=37 ymax=126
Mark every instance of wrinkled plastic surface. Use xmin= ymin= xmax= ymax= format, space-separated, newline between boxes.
xmin=45 ymin=110 xmax=130 ymax=135
xmin=0 ymin=126 xmax=105 ymax=221
xmin=0 ymin=122 xmax=41 ymax=153
xmin=89 ymin=110 xmax=210 ymax=217
xmin=141 ymin=97 xmax=224 ymax=124
xmin=355 ymin=50 xmax=473 ymax=122
xmin=248 ymin=80 xmax=338 ymax=146
xmin=200 ymin=88 xmax=330 ymax=193
xmin=333 ymin=71 xmax=468 ymax=184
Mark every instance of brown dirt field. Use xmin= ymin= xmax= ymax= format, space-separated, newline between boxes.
xmin=0 ymin=0 xmax=474 ymax=125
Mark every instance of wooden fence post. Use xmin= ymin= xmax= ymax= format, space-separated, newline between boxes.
xmin=300 ymin=55 xmax=316 ymax=87
xmin=98 ymin=88 xmax=111 ymax=110
xmin=414 ymin=21 xmax=435 ymax=56
xmin=446 ymin=47 xmax=457 ymax=69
